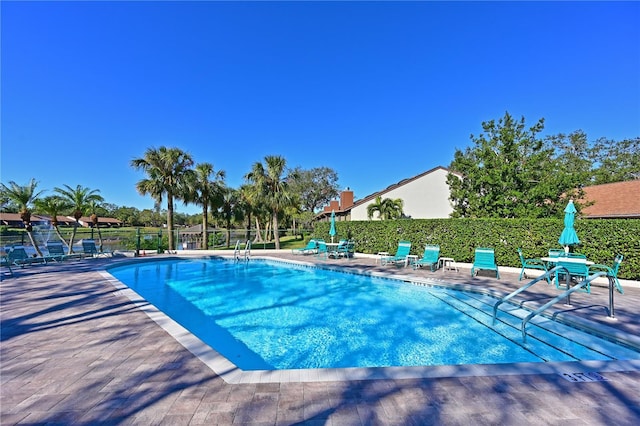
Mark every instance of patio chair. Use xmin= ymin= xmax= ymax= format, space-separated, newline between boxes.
xmin=292 ymin=239 xmax=318 ymax=255
xmin=517 ymin=248 xmax=549 ymax=282
xmin=471 ymin=247 xmax=500 ymax=278
xmin=82 ymin=239 xmax=112 ymax=258
xmin=330 ymin=240 xmax=355 ymax=259
xmin=555 ymin=256 xmax=590 ymax=292
xmin=315 ymin=240 xmax=328 ymax=259
xmin=7 ymin=246 xmax=46 ymax=267
xmin=589 ymin=254 xmax=624 ymax=294
xmin=413 ymin=245 xmax=440 ymax=271
xmin=548 ymin=248 xmax=565 ymax=258
xmin=380 ymin=240 xmax=412 ymax=266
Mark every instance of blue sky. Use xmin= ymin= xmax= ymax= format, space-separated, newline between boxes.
xmin=2 ymin=1 xmax=639 ymax=214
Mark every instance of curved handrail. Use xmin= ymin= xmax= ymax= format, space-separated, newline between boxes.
xmin=244 ymin=240 xmax=251 ymax=262
xmin=233 ymin=240 xmax=241 ymax=262
xmin=492 ymin=266 xmax=562 ymax=325
xmin=521 ymin=271 xmax=608 ymax=342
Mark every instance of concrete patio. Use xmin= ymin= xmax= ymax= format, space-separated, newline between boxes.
xmin=2 ymin=252 xmax=640 ymax=425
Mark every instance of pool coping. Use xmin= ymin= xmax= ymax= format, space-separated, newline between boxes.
xmin=99 ymin=255 xmax=640 ymax=384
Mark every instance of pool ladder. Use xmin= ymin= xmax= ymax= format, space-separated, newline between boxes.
xmin=492 ymin=267 xmax=616 ymax=342
xmin=234 ymin=240 xmax=251 ymax=263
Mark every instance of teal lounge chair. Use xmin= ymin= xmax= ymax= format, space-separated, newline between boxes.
xmin=7 ymin=246 xmax=46 ymax=267
xmin=1 ymin=252 xmax=13 ymax=276
xmin=589 ymin=254 xmax=624 ymax=294
xmin=413 ymin=245 xmax=440 ymax=271
xmin=471 ymin=247 xmax=500 ymax=278
xmin=517 ymin=248 xmax=549 ymax=282
xmin=292 ymin=239 xmax=318 ymax=255
xmin=82 ymin=239 xmax=112 ymax=258
xmin=47 ymin=242 xmax=82 ymax=261
xmin=381 ymin=240 xmax=412 ymax=266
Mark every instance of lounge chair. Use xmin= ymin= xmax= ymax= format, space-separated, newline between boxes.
xmin=589 ymin=254 xmax=624 ymax=294
xmin=46 ymin=242 xmax=81 ymax=262
xmin=413 ymin=245 xmax=440 ymax=271
xmin=517 ymin=248 xmax=549 ymax=282
xmin=82 ymin=239 xmax=112 ymax=258
xmin=1 ymin=252 xmax=13 ymax=276
xmin=380 ymin=240 xmax=412 ymax=266
xmin=7 ymin=246 xmax=46 ymax=267
xmin=292 ymin=239 xmax=318 ymax=255
xmin=471 ymin=247 xmax=500 ymax=278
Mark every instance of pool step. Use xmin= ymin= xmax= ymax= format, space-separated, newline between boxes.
xmin=427 ymin=288 xmax=638 ymax=362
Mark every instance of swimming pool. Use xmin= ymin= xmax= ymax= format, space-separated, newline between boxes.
xmin=106 ymin=257 xmax=640 ymax=375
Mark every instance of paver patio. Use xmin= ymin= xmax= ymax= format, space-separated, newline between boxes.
xmin=2 ymin=252 xmax=639 ymax=425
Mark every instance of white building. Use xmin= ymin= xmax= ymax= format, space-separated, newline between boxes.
xmin=317 ymin=166 xmax=459 ymax=222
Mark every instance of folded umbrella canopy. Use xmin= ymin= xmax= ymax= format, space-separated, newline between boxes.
xmin=558 ymin=200 xmax=580 ymax=252
xmin=329 ymin=210 xmax=337 ymax=243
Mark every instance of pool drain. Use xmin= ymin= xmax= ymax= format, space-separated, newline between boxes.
xmin=560 ymin=372 xmax=608 ymax=382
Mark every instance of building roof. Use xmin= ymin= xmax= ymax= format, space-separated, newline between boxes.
xmin=580 ymin=180 xmax=640 ymax=219
xmin=349 ymin=165 xmax=457 ymax=209
xmin=316 ymin=165 xmax=458 ymax=220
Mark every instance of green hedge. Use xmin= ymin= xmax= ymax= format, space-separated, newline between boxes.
xmin=312 ymin=218 xmax=640 ymax=280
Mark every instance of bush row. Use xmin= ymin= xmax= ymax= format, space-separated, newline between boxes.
xmin=311 ymin=218 xmax=640 ymax=280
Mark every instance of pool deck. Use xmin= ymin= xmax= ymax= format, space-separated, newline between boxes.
xmin=2 ymin=251 xmax=640 ymax=425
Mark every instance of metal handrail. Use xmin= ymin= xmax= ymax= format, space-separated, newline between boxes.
xmin=244 ymin=240 xmax=251 ymax=262
xmin=233 ymin=240 xmax=241 ymax=262
xmin=521 ymin=271 xmax=608 ymax=342
xmin=492 ymin=266 xmax=562 ymax=325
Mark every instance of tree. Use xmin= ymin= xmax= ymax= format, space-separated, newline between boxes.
xmin=245 ymin=155 xmax=297 ymax=250
xmin=217 ymin=187 xmax=244 ymax=247
xmin=447 ymin=112 xmax=582 ymax=218
xmin=185 ymin=162 xmax=225 ymax=249
xmin=366 ymin=195 xmax=404 ymax=220
xmin=54 ymin=184 xmax=104 ymax=253
xmin=288 ymin=166 xmax=340 ymax=213
xmin=34 ymin=195 xmax=72 ymax=247
xmin=0 ymin=179 xmax=45 ymax=256
xmin=131 ymin=146 xmax=194 ymax=251
xmin=591 ymin=137 xmax=640 ymax=184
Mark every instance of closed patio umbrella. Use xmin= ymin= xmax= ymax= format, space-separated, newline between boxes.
xmin=558 ymin=200 xmax=580 ymax=252
xmin=329 ymin=210 xmax=337 ymax=243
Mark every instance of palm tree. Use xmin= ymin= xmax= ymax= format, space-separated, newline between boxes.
xmin=54 ymin=184 xmax=104 ymax=253
xmin=367 ymin=196 xmax=404 ymax=220
xmin=131 ymin=146 xmax=194 ymax=251
xmin=245 ymin=155 xmax=297 ymax=250
xmin=34 ymin=195 xmax=72 ymax=247
xmin=218 ymin=187 xmax=244 ymax=247
xmin=0 ymin=179 xmax=44 ymax=256
xmin=185 ymin=162 xmax=225 ymax=249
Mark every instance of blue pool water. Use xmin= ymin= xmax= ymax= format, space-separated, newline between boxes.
xmin=107 ymin=258 xmax=638 ymax=371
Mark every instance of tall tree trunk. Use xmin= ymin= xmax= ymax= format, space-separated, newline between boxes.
xmin=273 ymin=212 xmax=280 ymax=250
xmin=24 ymin=226 xmax=43 ymax=257
xmin=53 ymin=226 xmax=69 ymax=248
xmin=167 ymin=195 xmax=175 ymax=251
xmin=244 ymin=212 xmax=252 ymax=242
xmin=68 ymin=222 xmax=79 ymax=254
xmin=202 ymin=205 xmax=209 ymax=249
xmin=253 ymin=217 xmax=263 ymax=243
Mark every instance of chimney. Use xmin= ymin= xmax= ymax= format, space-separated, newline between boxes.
xmin=329 ymin=200 xmax=340 ymax=211
xmin=340 ymin=188 xmax=354 ymax=210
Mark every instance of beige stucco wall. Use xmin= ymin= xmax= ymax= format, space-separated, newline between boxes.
xmin=350 ymin=168 xmax=454 ymax=220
